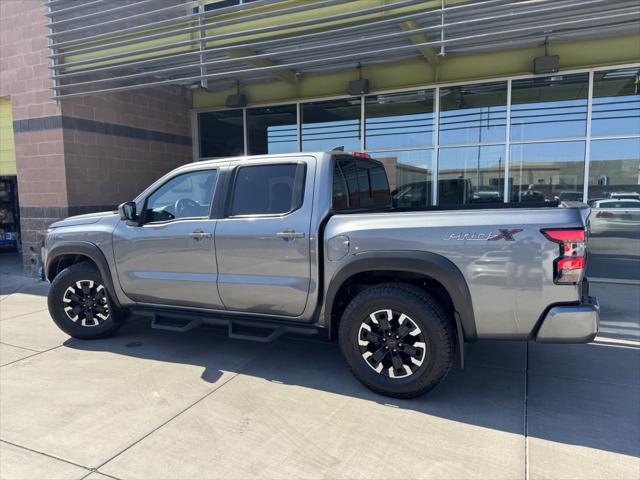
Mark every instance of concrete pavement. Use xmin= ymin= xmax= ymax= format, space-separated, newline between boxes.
xmin=0 ymin=253 xmax=638 ymax=479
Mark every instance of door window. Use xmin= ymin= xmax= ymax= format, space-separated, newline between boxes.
xmin=230 ymin=163 xmax=306 ymax=216
xmin=144 ymin=170 xmax=217 ymax=223
xmin=332 ymin=159 xmax=391 ymax=210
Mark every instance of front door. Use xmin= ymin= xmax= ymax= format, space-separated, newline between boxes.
xmin=215 ymin=158 xmax=315 ymax=317
xmin=113 ymin=168 xmax=223 ymax=309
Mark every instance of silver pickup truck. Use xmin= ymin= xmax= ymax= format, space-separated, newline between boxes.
xmin=44 ymin=151 xmax=599 ymax=398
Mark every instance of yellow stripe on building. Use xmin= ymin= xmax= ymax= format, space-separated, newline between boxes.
xmin=0 ymin=98 xmax=17 ymax=176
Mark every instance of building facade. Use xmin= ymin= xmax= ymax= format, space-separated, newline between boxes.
xmin=0 ymin=0 xmax=639 ymax=278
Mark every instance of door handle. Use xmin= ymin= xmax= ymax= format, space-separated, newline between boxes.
xmin=189 ymin=229 xmax=212 ymax=240
xmin=276 ymin=229 xmax=305 ymax=239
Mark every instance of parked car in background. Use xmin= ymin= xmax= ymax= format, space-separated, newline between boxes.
xmin=588 ymin=198 xmax=640 ymax=235
xmin=557 ymin=191 xmax=584 ymax=202
xmin=607 ymin=192 xmax=640 ymax=200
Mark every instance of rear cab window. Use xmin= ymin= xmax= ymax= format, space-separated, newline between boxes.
xmin=332 ymin=156 xmax=391 ymax=211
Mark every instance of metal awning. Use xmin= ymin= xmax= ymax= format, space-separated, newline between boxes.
xmin=45 ymin=0 xmax=640 ymax=98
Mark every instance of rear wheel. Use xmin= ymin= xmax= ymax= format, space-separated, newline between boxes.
xmin=48 ymin=262 xmax=123 ymax=339
xmin=339 ymin=283 xmax=454 ymax=398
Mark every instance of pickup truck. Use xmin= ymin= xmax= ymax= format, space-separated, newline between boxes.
xmin=44 ymin=151 xmax=599 ymax=398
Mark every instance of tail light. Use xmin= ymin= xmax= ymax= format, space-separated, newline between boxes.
xmin=351 ymin=151 xmax=371 ymax=159
xmin=595 ymin=211 xmax=614 ymax=218
xmin=541 ymin=228 xmax=586 ymax=285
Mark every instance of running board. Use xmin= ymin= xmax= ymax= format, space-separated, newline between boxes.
xmin=228 ymin=321 xmax=286 ymax=343
xmin=134 ymin=307 xmax=320 ymax=342
xmin=150 ymin=313 xmax=202 ymax=333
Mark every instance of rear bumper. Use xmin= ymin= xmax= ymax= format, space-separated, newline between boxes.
xmin=535 ymin=296 xmax=600 ymax=343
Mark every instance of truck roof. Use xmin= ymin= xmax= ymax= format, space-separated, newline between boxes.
xmin=191 ymin=151 xmax=337 ymax=169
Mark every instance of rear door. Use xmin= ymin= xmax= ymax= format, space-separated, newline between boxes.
xmin=215 ymin=157 xmax=316 ymax=317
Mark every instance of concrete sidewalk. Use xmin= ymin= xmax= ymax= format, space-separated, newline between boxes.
xmin=0 ymin=256 xmax=638 ymax=479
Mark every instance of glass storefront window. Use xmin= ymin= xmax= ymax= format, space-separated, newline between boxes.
xmin=510 ymin=73 xmax=588 ymax=141
xmin=247 ymin=104 xmax=297 ymax=155
xmin=369 ymin=150 xmax=434 ymax=208
xmin=509 ymin=141 xmax=585 ymax=203
xmin=592 ymin=68 xmax=640 ymax=137
xmin=365 ymin=90 xmax=434 ymax=149
xmin=199 ymin=110 xmax=244 ymax=158
xmin=301 ymin=99 xmax=361 ymax=151
xmin=438 ymin=145 xmax=505 ymax=205
xmin=588 ymin=138 xmax=640 ymax=201
xmin=439 ymin=82 xmax=507 ymax=145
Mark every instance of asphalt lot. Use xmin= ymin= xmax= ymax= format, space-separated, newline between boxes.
xmin=0 ymin=252 xmax=638 ymax=480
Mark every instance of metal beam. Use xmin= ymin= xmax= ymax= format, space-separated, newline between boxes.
xmin=226 ymin=49 xmax=298 ymax=84
xmin=400 ymin=20 xmax=439 ymax=66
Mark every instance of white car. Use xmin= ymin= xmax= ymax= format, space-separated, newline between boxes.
xmin=589 ymin=199 xmax=640 ymax=236
xmin=608 ymin=192 xmax=640 ymax=201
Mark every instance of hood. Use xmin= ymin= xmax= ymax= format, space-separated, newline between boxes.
xmin=49 ymin=210 xmax=118 ymax=229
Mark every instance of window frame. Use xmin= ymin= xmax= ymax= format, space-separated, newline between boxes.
xmin=225 ymin=162 xmax=308 ymax=219
xmin=140 ymin=169 xmax=219 ymax=226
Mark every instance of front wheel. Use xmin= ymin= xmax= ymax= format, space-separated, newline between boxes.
xmin=339 ymin=283 xmax=455 ymax=398
xmin=48 ymin=262 xmax=124 ymax=339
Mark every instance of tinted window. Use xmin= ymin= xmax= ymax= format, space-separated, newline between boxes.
xmin=365 ymin=90 xmax=435 ymax=149
xmin=145 ymin=170 xmax=217 ymax=223
xmin=231 ymin=164 xmax=305 ymax=216
xmin=509 ymin=141 xmax=585 ymax=203
xmin=199 ymin=110 xmax=244 ymax=158
xmin=592 ymin=67 xmax=640 ymax=137
xmin=510 ymin=74 xmax=588 ymax=141
xmin=372 ymin=150 xmax=433 ymax=208
xmin=247 ymin=104 xmax=298 ymax=155
xmin=337 ymin=160 xmax=360 ymax=208
xmin=439 ymin=82 xmax=507 ymax=145
xmin=588 ymin=138 xmax=640 ymax=201
xmin=438 ymin=145 xmax=505 ymax=205
xmin=332 ymin=163 xmax=349 ymax=209
xmin=332 ymin=158 xmax=390 ymax=210
xmin=301 ymin=99 xmax=361 ymax=151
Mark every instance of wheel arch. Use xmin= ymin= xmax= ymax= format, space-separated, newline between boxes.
xmin=46 ymin=242 xmax=122 ymax=309
xmin=325 ymin=251 xmax=477 ymax=342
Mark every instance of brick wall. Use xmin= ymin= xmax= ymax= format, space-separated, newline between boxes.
xmin=1 ymin=2 xmax=193 ymax=275
xmin=62 ymin=87 xmax=192 ymax=207
xmin=1 ymin=1 xmax=66 ymax=273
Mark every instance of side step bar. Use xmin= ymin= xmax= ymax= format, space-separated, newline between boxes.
xmin=228 ymin=322 xmax=286 ymax=343
xmin=136 ymin=308 xmax=320 ymax=343
xmin=150 ymin=313 xmax=202 ymax=333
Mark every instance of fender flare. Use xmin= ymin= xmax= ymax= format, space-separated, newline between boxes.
xmin=324 ymin=251 xmax=477 ymax=341
xmin=45 ymin=241 xmax=122 ymax=309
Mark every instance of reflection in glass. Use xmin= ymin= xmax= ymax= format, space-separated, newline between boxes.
xmin=438 ymin=145 xmax=505 ymax=205
xmin=247 ymin=104 xmax=297 ymax=155
xmin=301 ymin=99 xmax=361 ymax=151
xmin=365 ymin=90 xmax=434 ymax=149
xmin=199 ymin=110 xmax=244 ymax=158
xmin=587 ymin=137 xmax=640 ymax=281
xmin=439 ymin=82 xmax=507 ymax=145
xmin=370 ymin=150 xmax=434 ymax=208
xmin=592 ymin=68 xmax=640 ymax=137
xmin=588 ymin=138 xmax=640 ymax=200
xmin=510 ymin=74 xmax=588 ymax=141
xmin=509 ymin=141 xmax=585 ymax=203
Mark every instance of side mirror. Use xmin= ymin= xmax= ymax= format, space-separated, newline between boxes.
xmin=118 ymin=201 xmax=138 ymax=222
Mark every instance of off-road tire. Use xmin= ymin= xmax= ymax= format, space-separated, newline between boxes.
xmin=48 ymin=262 xmax=123 ymax=339
xmin=339 ymin=283 xmax=455 ymax=398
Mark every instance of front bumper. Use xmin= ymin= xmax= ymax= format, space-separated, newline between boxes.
xmin=535 ymin=295 xmax=600 ymax=343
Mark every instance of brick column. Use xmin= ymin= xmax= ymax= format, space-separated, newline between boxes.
xmin=1 ymin=2 xmax=193 ymax=276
